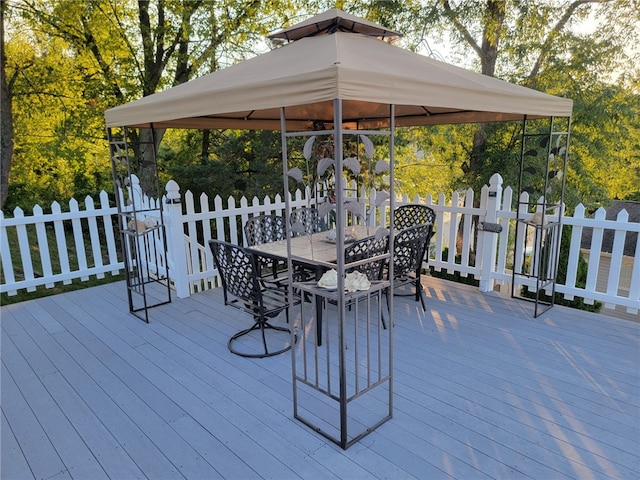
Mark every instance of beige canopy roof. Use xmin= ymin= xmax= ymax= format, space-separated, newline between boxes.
xmin=104 ymin=9 xmax=572 ymax=130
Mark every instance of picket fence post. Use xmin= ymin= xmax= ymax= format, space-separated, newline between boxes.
xmin=478 ymin=173 xmax=503 ymax=292
xmin=165 ymin=180 xmax=191 ymax=298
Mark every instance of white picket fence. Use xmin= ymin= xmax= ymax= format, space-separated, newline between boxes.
xmin=2 ymin=174 xmax=638 ymax=317
xmin=0 ymin=192 xmax=121 ymax=295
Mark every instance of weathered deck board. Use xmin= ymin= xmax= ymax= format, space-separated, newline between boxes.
xmin=2 ymin=276 xmax=639 ymax=480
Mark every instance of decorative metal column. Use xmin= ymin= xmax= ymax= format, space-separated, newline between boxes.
xmin=108 ymin=126 xmax=171 ymax=322
xmin=512 ymin=116 xmax=571 ymax=317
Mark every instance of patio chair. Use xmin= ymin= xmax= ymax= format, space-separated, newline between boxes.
xmin=209 ymin=239 xmax=298 ymax=358
xmin=290 ymin=206 xmax=326 ymax=237
xmin=344 ymin=234 xmax=390 ymax=328
xmin=386 ymin=223 xmax=432 ymax=316
xmin=244 ymin=214 xmax=288 ymax=281
xmin=393 ymin=204 xmax=435 ymax=237
xmin=344 ymin=234 xmax=389 ymax=281
xmin=312 ymin=234 xmax=390 ymax=331
xmin=392 ymin=204 xmax=435 ymax=300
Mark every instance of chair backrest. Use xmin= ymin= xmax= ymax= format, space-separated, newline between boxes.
xmin=393 ymin=204 xmax=435 ymax=231
xmin=393 ymin=224 xmax=432 ymax=278
xmin=344 ymin=234 xmax=389 ymax=281
xmin=209 ymin=239 xmax=260 ymax=306
xmin=244 ymin=214 xmax=287 ymax=246
xmin=290 ymin=207 xmax=325 ymax=236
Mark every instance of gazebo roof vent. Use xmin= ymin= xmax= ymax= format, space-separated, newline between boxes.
xmin=268 ymin=8 xmax=402 ymax=43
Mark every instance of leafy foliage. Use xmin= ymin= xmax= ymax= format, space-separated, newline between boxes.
xmin=3 ymin=0 xmax=297 ymax=210
xmin=161 ymin=129 xmax=285 ymax=204
xmin=3 ymin=0 xmax=640 ymax=213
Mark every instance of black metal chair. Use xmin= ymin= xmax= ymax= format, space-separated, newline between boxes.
xmin=244 ymin=214 xmax=288 ymax=281
xmin=393 ymin=204 xmax=436 ymax=234
xmin=244 ymin=214 xmax=288 ymax=245
xmin=344 ymin=234 xmax=389 ymax=281
xmin=303 ymin=232 xmax=390 ymax=342
xmin=290 ymin=207 xmax=326 ymax=237
xmin=343 ymin=234 xmax=390 ymax=328
xmin=209 ymin=239 xmax=298 ymax=358
xmin=386 ymin=224 xmax=432 ymax=315
xmin=289 ymin=207 xmax=328 ymax=282
xmin=392 ymin=204 xmax=435 ymax=302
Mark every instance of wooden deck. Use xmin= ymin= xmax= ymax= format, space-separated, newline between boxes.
xmin=1 ymin=276 xmax=638 ymax=479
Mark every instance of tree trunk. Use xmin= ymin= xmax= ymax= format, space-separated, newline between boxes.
xmin=0 ymin=2 xmax=13 ymax=209
xmin=201 ymin=129 xmax=210 ymax=165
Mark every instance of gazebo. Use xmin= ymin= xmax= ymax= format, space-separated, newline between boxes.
xmin=104 ymin=8 xmax=572 ymax=448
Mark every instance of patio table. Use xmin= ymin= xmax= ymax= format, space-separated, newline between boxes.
xmin=246 ymin=224 xmax=374 ymax=345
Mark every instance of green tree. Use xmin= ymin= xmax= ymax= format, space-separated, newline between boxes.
xmin=162 ymin=129 xmax=284 ymax=204
xmin=421 ymin=0 xmax=639 ymax=194
xmin=348 ymin=1 xmax=640 ymax=203
xmin=3 ymin=21 xmax=110 ymax=211
xmin=4 ymin=0 xmax=296 ymax=208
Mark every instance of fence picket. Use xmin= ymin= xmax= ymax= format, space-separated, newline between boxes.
xmin=446 ymin=192 xmax=459 ymax=268
xmin=231 ymin=196 xmax=242 ymax=245
xmin=85 ymin=196 xmax=105 ymax=279
xmin=495 ymin=185 xmax=512 ymax=285
xmin=32 ymin=205 xmax=54 ymax=288
xmin=605 ymin=209 xmax=629 ymax=309
xmin=14 ymin=208 xmax=37 ymax=292
xmin=100 ymin=190 xmax=120 ymax=274
xmin=200 ymin=192 xmax=215 ymax=280
xmin=584 ymin=208 xmax=606 ymax=302
xmin=460 ymin=188 xmax=475 ymax=277
xmin=212 ymin=195 xmax=224 ymax=243
xmin=69 ymin=199 xmax=89 ymax=281
xmin=564 ymin=204 xmax=585 ymax=299
xmin=0 ymin=211 xmax=17 ymax=294
xmin=184 ymin=190 xmax=200 ymax=284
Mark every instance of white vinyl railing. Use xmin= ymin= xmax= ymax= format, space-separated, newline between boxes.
xmin=2 ymin=174 xmax=638 ymax=317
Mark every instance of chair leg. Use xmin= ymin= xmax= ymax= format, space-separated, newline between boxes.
xmin=380 ymin=290 xmax=390 ymax=330
xmin=416 ymin=280 xmax=427 ymax=311
xmin=228 ymin=316 xmax=294 ymax=358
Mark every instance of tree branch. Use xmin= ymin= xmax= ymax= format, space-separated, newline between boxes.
xmin=526 ymin=0 xmax=612 ymax=85
xmin=441 ymin=0 xmax=483 ymax=58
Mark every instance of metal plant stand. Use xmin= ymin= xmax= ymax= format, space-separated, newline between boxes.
xmin=108 ymin=126 xmax=171 ymax=322
xmin=512 ymin=116 xmax=570 ymax=317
